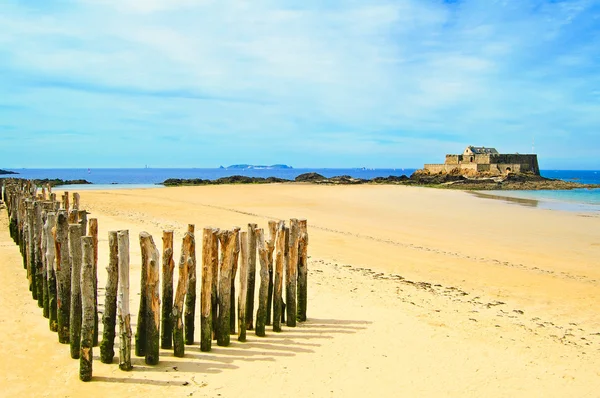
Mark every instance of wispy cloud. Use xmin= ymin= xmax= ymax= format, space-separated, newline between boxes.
xmin=0 ymin=0 xmax=599 ymax=168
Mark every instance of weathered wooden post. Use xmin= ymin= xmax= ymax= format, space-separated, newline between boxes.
xmin=217 ymin=229 xmax=236 ymax=346
xmin=45 ymin=212 xmax=58 ymax=332
xmin=79 ymin=210 xmax=88 ymax=237
xmin=266 ymin=221 xmax=277 ymax=325
xmin=286 ymin=219 xmax=300 ymax=327
xmin=72 ymin=192 xmax=80 ymax=211
xmin=63 ymin=191 xmax=69 ymax=214
xmin=26 ymin=201 xmax=36 ymax=297
xmin=210 ymin=229 xmax=219 ymax=340
xmin=34 ymin=201 xmax=44 ymax=307
xmin=41 ymin=207 xmax=49 ymax=318
xmin=255 ymin=228 xmax=269 ymax=337
xmin=245 ymin=223 xmax=257 ymax=330
xmin=161 ymin=230 xmax=175 ymax=350
xmin=56 ymin=210 xmax=71 ymax=343
xmin=69 ymin=223 xmax=83 ymax=359
xmin=230 ymin=227 xmax=240 ymax=333
xmin=273 ymin=221 xmax=285 ymax=332
xmin=237 ymin=231 xmax=248 ymax=342
xmin=89 ymin=218 xmax=99 ymax=347
xmin=100 ymin=231 xmax=119 ymax=364
xmin=297 ymin=219 xmax=308 ymax=322
xmin=185 ymin=224 xmax=196 ymax=345
xmin=117 ymin=230 xmax=132 ymax=371
xmin=282 ymin=226 xmax=290 ymax=323
xmin=135 ymin=233 xmax=149 ymax=357
xmin=80 ymin=236 xmax=94 ymax=382
xmin=173 ymin=232 xmax=192 ymax=357
xmin=200 ymin=228 xmax=214 ymax=352
xmin=140 ymin=232 xmax=160 ymax=365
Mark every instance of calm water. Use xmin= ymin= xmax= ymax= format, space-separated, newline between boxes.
xmin=3 ymin=168 xmax=599 ymax=210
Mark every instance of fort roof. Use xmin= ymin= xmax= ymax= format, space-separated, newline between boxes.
xmin=464 ymin=146 xmax=499 ymax=155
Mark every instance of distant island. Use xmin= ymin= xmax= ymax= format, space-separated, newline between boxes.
xmin=223 ymin=164 xmax=293 ymax=170
xmin=0 ymin=169 xmax=18 ymax=175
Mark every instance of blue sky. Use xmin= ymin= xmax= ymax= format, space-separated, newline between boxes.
xmin=1 ymin=0 xmax=599 ymax=169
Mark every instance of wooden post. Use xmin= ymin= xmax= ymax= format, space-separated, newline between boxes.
xmin=286 ymin=219 xmax=300 ymax=327
xmin=45 ymin=212 xmax=58 ymax=332
xmin=100 ymin=231 xmax=119 ymax=364
xmin=26 ymin=201 xmax=36 ymax=298
xmin=69 ymin=223 xmax=83 ymax=359
xmin=117 ymin=230 xmax=132 ymax=371
xmin=217 ymin=230 xmax=236 ymax=346
xmin=135 ymin=231 xmax=148 ymax=357
xmin=200 ymin=228 xmax=214 ymax=352
xmin=34 ymin=201 xmax=44 ymax=307
xmin=282 ymin=226 xmax=289 ymax=324
xmin=245 ymin=223 xmax=257 ymax=330
xmin=56 ymin=210 xmax=71 ymax=343
xmin=89 ymin=218 xmax=99 ymax=347
xmin=297 ymin=219 xmax=308 ymax=322
xmin=255 ymin=228 xmax=269 ymax=337
xmin=140 ymin=232 xmax=160 ymax=365
xmin=63 ymin=191 xmax=69 ymax=213
xmin=72 ymin=192 xmax=80 ymax=211
xmin=184 ymin=224 xmax=196 ymax=345
xmin=230 ymin=227 xmax=240 ymax=334
xmin=210 ymin=229 xmax=219 ymax=340
xmin=41 ymin=207 xmax=49 ymax=318
xmin=161 ymin=230 xmax=175 ymax=349
xmin=80 ymin=236 xmax=94 ymax=382
xmin=266 ymin=221 xmax=277 ymax=325
xmin=237 ymin=231 xmax=248 ymax=342
xmin=173 ymin=232 xmax=192 ymax=357
xmin=79 ymin=210 xmax=87 ymax=237
xmin=273 ymin=221 xmax=285 ymax=332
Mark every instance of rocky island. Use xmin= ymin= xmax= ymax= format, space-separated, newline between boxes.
xmin=0 ymin=169 xmax=18 ymax=175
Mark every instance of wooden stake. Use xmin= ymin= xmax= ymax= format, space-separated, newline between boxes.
xmin=79 ymin=210 xmax=87 ymax=237
xmin=100 ymin=231 xmax=119 ymax=364
xmin=237 ymin=231 xmax=248 ymax=342
xmin=135 ymin=231 xmax=149 ymax=357
xmin=273 ymin=221 xmax=285 ymax=333
xmin=200 ymin=228 xmax=214 ymax=352
xmin=117 ymin=230 xmax=132 ymax=371
xmin=266 ymin=221 xmax=277 ymax=325
xmin=80 ymin=236 xmax=94 ymax=382
xmin=210 ymin=229 xmax=219 ymax=340
xmin=245 ymin=223 xmax=257 ymax=330
xmin=140 ymin=232 xmax=160 ymax=365
xmin=26 ymin=201 xmax=36 ymax=298
xmin=69 ymin=223 xmax=83 ymax=359
xmin=63 ymin=191 xmax=69 ymax=214
xmin=56 ymin=210 xmax=71 ymax=343
xmin=217 ymin=230 xmax=236 ymax=346
xmin=72 ymin=192 xmax=80 ymax=211
xmin=34 ymin=201 xmax=44 ymax=307
xmin=41 ymin=207 xmax=49 ymax=318
xmin=282 ymin=226 xmax=290 ymax=324
xmin=173 ymin=232 xmax=192 ymax=357
xmin=286 ymin=219 xmax=300 ymax=327
xmin=297 ymin=219 xmax=308 ymax=322
xmin=230 ymin=227 xmax=240 ymax=334
xmin=161 ymin=230 xmax=175 ymax=350
xmin=255 ymin=228 xmax=269 ymax=337
xmin=89 ymin=218 xmax=99 ymax=347
xmin=45 ymin=212 xmax=58 ymax=331
xmin=184 ymin=224 xmax=196 ymax=345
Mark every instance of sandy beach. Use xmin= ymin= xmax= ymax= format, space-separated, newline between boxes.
xmin=1 ymin=183 xmax=599 ymax=397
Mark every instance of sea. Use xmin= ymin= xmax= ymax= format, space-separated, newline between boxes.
xmin=3 ymin=168 xmax=600 ymax=212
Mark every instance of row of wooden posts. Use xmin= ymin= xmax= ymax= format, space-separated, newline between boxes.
xmin=1 ymin=179 xmax=309 ymax=382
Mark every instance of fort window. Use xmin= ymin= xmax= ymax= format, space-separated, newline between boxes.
xmin=470 ymin=157 xmax=474 ymax=163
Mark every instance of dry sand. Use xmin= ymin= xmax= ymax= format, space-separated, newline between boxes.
xmin=1 ymin=184 xmax=599 ymax=397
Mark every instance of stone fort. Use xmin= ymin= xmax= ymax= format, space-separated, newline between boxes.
xmin=424 ymin=146 xmax=540 ymax=176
